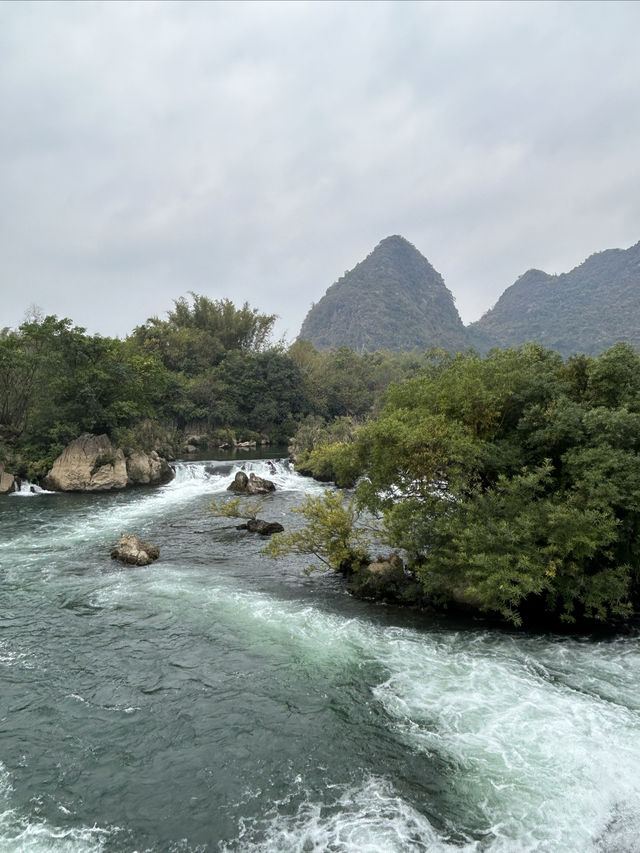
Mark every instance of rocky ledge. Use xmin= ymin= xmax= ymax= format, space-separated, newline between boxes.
xmin=42 ymin=434 xmax=174 ymax=492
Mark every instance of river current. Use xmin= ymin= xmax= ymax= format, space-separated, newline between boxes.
xmin=1 ymin=457 xmax=640 ymax=852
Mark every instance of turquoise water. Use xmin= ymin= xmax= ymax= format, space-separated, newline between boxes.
xmin=1 ymin=459 xmax=640 ymax=852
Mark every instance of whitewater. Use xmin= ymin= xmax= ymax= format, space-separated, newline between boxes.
xmin=1 ymin=456 xmax=639 ymax=852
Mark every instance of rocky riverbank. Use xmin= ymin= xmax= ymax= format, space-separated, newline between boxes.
xmin=41 ymin=434 xmax=174 ymax=492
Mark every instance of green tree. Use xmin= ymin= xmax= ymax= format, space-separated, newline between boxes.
xmin=295 ymin=344 xmax=640 ymax=626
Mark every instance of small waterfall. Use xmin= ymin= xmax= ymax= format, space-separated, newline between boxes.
xmin=8 ymin=479 xmax=54 ymax=497
xmin=169 ymin=457 xmax=310 ymax=494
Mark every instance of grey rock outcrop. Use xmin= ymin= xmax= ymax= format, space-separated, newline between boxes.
xmin=43 ymin=435 xmax=128 ymax=491
xmin=0 ymin=463 xmax=18 ymax=494
xmin=42 ymin=434 xmax=174 ymax=492
xmin=111 ymin=534 xmax=160 ymax=566
xmin=227 ymin=472 xmax=276 ymax=495
xmin=126 ymin=449 xmax=173 ymax=486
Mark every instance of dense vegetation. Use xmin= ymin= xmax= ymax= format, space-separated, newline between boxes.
xmin=0 ymin=296 xmax=428 ymax=478
xmin=298 ymin=235 xmax=468 ymax=353
xmin=277 ymin=343 xmax=640 ymax=628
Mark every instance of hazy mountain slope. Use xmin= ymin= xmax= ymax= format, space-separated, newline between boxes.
xmin=298 ymin=235 xmax=468 ymax=352
xmin=470 ymin=242 xmax=640 ymax=357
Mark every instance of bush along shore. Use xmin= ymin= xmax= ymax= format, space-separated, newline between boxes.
xmin=282 ymin=343 xmax=640 ymax=633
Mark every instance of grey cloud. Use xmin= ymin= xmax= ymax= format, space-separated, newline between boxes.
xmin=1 ymin=0 xmax=639 ymax=337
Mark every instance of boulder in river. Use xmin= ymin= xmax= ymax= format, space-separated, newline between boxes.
xmin=126 ymin=449 xmax=174 ymax=486
xmin=348 ymin=553 xmax=427 ymax=605
xmin=227 ymin=472 xmax=276 ymax=495
xmin=236 ymin=518 xmax=285 ymax=536
xmin=111 ymin=534 xmax=160 ymax=566
xmin=43 ymin=434 xmax=128 ymax=491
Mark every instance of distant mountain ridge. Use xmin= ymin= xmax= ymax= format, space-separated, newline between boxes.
xmin=298 ymin=235 xmax=467 ymax=352
xmin=469 ymin=242 xmax=640 ymax=357
xmin=298 ymin=236 xmax=640 ymax=358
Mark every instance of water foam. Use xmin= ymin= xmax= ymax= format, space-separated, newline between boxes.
xmin=8 ymin=480 xmax=55 ymax=497
xmin=223 ymin=777 xmax=459 ymax=852
xmin=1 ymin=459 xmax=322 ymax=558
xmin=372 ymin=630 xmax=640 ymax=851
xmin=101 ymin=567 xmax=640 ymax=851
xmin=0 ymin=763 xmax=110 ymax=853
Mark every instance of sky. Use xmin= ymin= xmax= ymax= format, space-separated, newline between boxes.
xmin=1 ymin=0 xmax=640 ymax=342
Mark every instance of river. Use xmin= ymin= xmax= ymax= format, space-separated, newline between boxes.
xmin=1 ymin=457 xmax=639 ymax=852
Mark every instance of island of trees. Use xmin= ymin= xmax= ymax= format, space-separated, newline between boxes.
xmin=2 ymin=293 xmax=640 ymax=631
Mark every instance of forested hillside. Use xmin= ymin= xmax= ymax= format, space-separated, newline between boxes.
xmin=298 ymin=236 xmax=640 ymax=359
xmin=298 ymin=235 xmax=468 ymax=353
xmin=469 ymin=241 xmax=640 ymax=357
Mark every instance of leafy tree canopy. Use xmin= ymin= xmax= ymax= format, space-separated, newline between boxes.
xmin=304 ymin=343 xmax=640 ymax=626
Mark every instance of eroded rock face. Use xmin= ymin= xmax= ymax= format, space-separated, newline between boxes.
xmin=126 ymin=450 xmax=173 ymax=486
xmin=0 ymin=463 xmax=17 ymax=494
xmin=43 ymin=435 xmax=128 ymax=492
xmin=227 ymin=472 xmax=276 ymax=495
xmin=111 ymin=534 xmax=160 ymax=566
xmin=42 ymin=435 xmax=174 ymax=492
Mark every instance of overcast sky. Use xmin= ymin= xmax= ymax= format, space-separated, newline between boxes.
xmin=2 ymin=0 xmax=639 ymax=341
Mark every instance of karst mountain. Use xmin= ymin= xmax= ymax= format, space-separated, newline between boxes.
xmin=299 ymin=236 xmax=640 ymax=358
xmin=298 ymin=235 xmax=468 ymax=352
xmin=469 ymin=241 xmax=640 ymax=357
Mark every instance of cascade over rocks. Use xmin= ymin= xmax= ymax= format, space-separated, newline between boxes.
xmin=111 ymin=534 xmax=160 ymax=566
xmin=42 ymin=434 xmax=174 ymax=492
xmin=227 ymin=471 xmax=276 ymax=495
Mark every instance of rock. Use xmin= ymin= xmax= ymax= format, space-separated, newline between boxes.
xmin=184 ymin=444 xmax=197 ymax=454
xmin=0 ymin=463 xmax=17 ymax=494
xmin=236 ymin=518 xmax=285 ymax=536
xmin=111 ymin=534 xmax=160 ymax=566
xmin=205 ymin=462 xmax=234 ymax=476
xmin=348 ymin=553 xmax=425 ymax=605
xmin=42 ymin=435 xmax=174 ymax=492
xmin=43 ymin=435 xmax=128 ymax=491
xmin=227 ymin=472 xmax=276 ymax=495
xmin=228 ymin=471 xmax=249 ymax=492
xmin=126 ymin=450 xmax=174 ymax=486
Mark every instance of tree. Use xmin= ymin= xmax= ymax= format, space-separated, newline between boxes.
xmin=294 ymin=344 xmax=640 ymax=626
xmin=264 ymin=490 xmax=370 ymax=573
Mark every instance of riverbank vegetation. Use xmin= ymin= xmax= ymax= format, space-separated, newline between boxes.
xmin=3 ymin=296 xmax=640 ymax=628
xmin=279 ymin=343 xmax=640 ymax=627
xmin=0 ymin=296 xmax=426 ymax=478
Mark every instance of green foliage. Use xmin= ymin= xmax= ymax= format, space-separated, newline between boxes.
xmin=90 ymin=452 xmax=116 ymax=476
xmin=264 ymin=491 xmax=370 ymax=574
xmin=303 ymin=343 xmax=640 ymax=626
xmin=131 ymin=293 xmax=277 ymax=375
xmin=209 ymin=496 xmax=264 ymax=521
